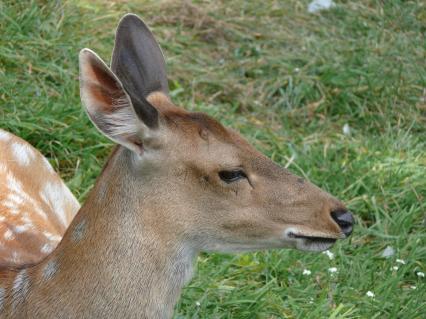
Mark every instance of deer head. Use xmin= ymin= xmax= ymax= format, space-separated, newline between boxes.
xmin=79 ymin=14 xmax=353 ymax=255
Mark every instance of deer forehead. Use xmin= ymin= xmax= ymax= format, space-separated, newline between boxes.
xmin=162 ymin=112 xmax=255 ymax=157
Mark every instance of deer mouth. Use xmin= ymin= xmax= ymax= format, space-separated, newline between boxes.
xmin=286 ymin=231 xmax=337 ymax=251
xmin=290 ymin=233 xmax=337 ymax=244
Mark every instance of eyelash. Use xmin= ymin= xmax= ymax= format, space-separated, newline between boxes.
xmin=218 ymin=170 xmax=247 ymax=183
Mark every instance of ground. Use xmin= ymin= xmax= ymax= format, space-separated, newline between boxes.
xmin=0 ymin=0 xmax=425 ymax=318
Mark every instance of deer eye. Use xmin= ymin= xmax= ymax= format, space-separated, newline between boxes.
xmin=218 ymin=170 xmax=247 ymax=183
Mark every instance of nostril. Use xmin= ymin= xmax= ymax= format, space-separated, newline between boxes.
xmin=331 ymin=210 xmax=354 ymax=237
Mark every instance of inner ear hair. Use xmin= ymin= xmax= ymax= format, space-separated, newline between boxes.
xmin=79 ymin=49 xmax=148 ymax=155
xmin=92 ymin=97 xmax=141 ymax=139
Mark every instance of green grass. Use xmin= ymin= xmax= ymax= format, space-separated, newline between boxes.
xmin=1 ymin=0 xmax=425 ymax=318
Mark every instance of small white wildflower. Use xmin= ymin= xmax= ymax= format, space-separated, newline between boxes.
xmin=392 ymin=266 xmax=399 ymax=271
xmin=396 ymin=259 xmax=405 ymax=265
xmin=328 ymin=267 xmax=338 ymax=274
xmin=195 ymin=301 xmax=201 ymax=307
xmin=303 ymin=269 xmax=312 ymax=276
xmin=342 ymin=123 xmax=351 ymax=136
xmin=294 ymin=68 xmax=300 ymax=73
xmin=410 ymin=285 xmax=417 ymax=290
xmin=323 ymin=250 xmax=334 ymax=260
xmin=417 ymin=271 xmax=425 ymax=278
xmin=366 ymin=291 xmax=375 ymax=298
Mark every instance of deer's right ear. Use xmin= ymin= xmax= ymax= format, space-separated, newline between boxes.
xmin=79 ymin=49 xmax=159 ymax=155
xmin=111 ymin=14 xmax=169 ymax=99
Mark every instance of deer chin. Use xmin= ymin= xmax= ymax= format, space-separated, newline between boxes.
xmin=283 ymin=227 xmax=339 ymax=252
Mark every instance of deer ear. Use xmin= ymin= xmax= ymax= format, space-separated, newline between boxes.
xmin=111 ymin=14 xmax=169 ymax=100
xmin=79 ymin=49 xmax=158 ymax=154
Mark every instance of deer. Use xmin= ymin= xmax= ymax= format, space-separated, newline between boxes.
xmin=0 ymin=14 xmax=354 ymax=319
xmin=0 ymin=129 xmax=80 ymax=268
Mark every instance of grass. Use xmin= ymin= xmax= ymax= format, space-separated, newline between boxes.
xmin=1 ymin=0 xmax=425 ymax=318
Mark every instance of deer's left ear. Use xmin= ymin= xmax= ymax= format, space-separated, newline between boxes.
xmin=79 ymin=49 xmax=159 ymax=155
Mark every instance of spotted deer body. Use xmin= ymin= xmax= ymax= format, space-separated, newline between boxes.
xmin=0 ymin=129 xmax=80 ymax=268
xmin=0 ymin=15 xmax=354 ymax=318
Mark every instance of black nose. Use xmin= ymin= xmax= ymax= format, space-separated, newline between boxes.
xmin=331 ymin=210 xmax=354 ymax=237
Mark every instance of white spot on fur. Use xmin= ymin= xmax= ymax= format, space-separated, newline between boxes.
xmin=3 ymin=193 xmax=26 ymax=215
xmin=14 ymin=224 xmax=32 ymax=233
xmin=42 ymin=259 xmax=58 ymax=281
xmin=8 ymin=193 xmax=24 ymax=204
xmin=13 ymin=270 xmax=27 ymax=291
xmin=12 ymin=269 xmax=29 ymax=308
xmin=72 ymin=220 xmax=87 ymax=243
xmin=34 ymin=206 xmax=48 ymax=220
xmin=40 ymin=181 xmax=68 ymax=226
xmin=5 ymin=173 xmax=47 ymax=219
xmin=40 ymin=243 xmax=55 ymax=254
xmin=4 ymin=229 xmax=14 ymax=240
xmin=11 ymin=142 xmax=36 ymax=166
xmin=43 ymin=231 xmax=62 ymax=242
xmin=0 ymin=130 xmax=11 ymax=142
xmin=21 ymin=213 xmax=32 ymax=223
xmin=6 ymin=172 xmax=24 ymax=194
xmin=2 ymin=200 xmax=17 ymax=210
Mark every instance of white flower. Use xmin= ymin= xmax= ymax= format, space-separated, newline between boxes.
xmin=366 ymin=291 xmax=375 ymax=298
xmin=323 ymin=250 xmax=334 ymax=260
xmin=195 ymin=301 xmax=201 ymax=307
xmin=410 ymin=285 xmax=417 ymax=290
xmin=392 ymin=266 xmax=399 ymax=271
xmin=303 ymin=269 xmax=312 ymax=276
xmin=342 ymin=123 xmax=351 ymax=136
xmin=417 ymin=272 xmax=425 ymax=278
xmin=396 ymin=259 xmax=406 ymax=265
xmin=328 ymin=267 xmax=338 ymax=273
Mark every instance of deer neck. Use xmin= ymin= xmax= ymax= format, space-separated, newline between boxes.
xmin=12 ymin=147 xmax=196 ymax=319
